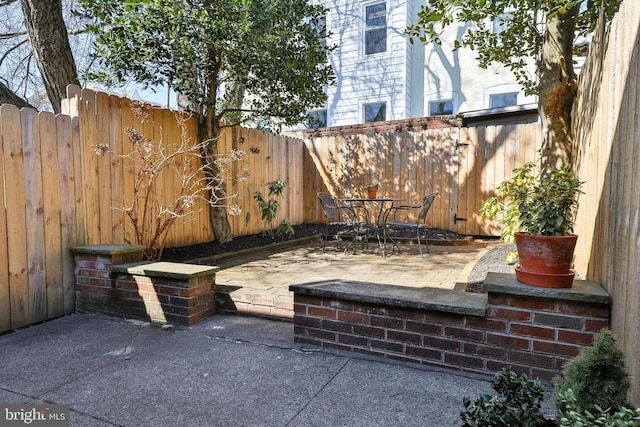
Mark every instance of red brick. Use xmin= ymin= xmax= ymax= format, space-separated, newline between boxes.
xmin=532 ymin=340 xmax=581 ymax=357
xmin=486 ymin=360 xmax=531 ymax=378
xmin=508 ymin=350 xmax=554 ymax=369
xmin=423 ymin=336 xmax=461 ymax=351
xmin=387 ymin=330 xmax=422 ymax=344
xmin=510 ymin=323 xmax=556 ymax=339
xmin=488 ymin=306 xmax=532 ymax=322
xmin=387 ymin=307 xmax=425 ymax=321
xmin=294 ymin=303 xmax=307 ymax=315
xmin=337 ymin=333 xmax=369 ymax=347
xmin=322 ymin=319 xmax=353 ymax=333
xmin=486 ymin=333 xmax=530 ymax=350
xmin=353 ymin=324 xmax=385 ymax=338
xmin=463 ymin=343 xmax=507 ymax=360
xmin=444 ymin=326 xmax=484 ymax=342
xmin=325 ymin=299 xmax=354 ymax=311
xmin=445 ymin=352 xmax=485 ymax=370
xmin=406 ymin=345 xmax=442 ymax=361
xmin=424 ymin=311 xmax=465 ymax=325
xmin=531 ymin=368 xmax=558 ymax=383
xmin=507 ymin=296 xmax=555 ymax=311
xmin=306 ymin=328 xmax=337 ymax=341
xmin=338 ymin=310 xmax=370 ymax=324
xmin=465 ymin=317 xmax=508 ymax=332
xmin=584 ymin=318 xmax=609 ymax=332
xmin=557 ymin=301 xmax=610 ymax=318
xmin=325 ymin=341 xmax=356 ymax=352
xmin=405 ymin=320 xmax=442 ymax=335
xmin=487 ymin=294 xmax=508 ymax=305
xmin=353 ymin=302 xmax=388 ymax=315
xmin=371 ymin=339 xmax=404 ymax=353
xmin=557 ymin=330 xmax=596 ymax=346
xmin=296 ymin=315 xmax=320 ymax=329
xmin=371 ymin=315 xmax=404 ymax=330
xmin=308 ymin=306 xmax=337 ymax=319
xmin=295 ymin=295 xmax=321 ymax=306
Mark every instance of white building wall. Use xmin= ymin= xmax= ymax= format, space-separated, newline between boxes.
xmin=304 ymin=0 xmax=538 ymax=129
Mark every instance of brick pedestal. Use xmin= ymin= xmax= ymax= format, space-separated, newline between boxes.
xmin=72 ymin=244 xmax=219 ymax=325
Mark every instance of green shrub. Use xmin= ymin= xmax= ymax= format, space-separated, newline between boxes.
xmin=556 ymin=388 xmax=640 ymax=427
xmin=254 ymin=180 xmax=294 ymax=239
xmin=460 ymin=367 xmax=548 ymax=426
xmin=554 ymin=329 xmax=631 ymax=419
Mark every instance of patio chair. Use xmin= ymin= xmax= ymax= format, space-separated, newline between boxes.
xmin=383 ymin=192 xmax=438 ymax=256
xmin=317 ymin=192 xmax=367 ymax=253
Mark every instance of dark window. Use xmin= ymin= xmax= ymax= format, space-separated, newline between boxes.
xmin=429 ymin=100 xmax=454 ymax=116
xmin=364 ymin=102 xmax=386 ymax=123
xmin=365 ymin=2 xmax=386 ymax=55
xmin=307 ymin=110 xmax=327 ymax=128
xmin=490 ymin=93 xmax=518 ymax=108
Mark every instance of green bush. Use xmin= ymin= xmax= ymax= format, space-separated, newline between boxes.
xmin=554 ymin=329 xmax=631 ymax=419
xmin=556 ymin=388 xmax=640 ymax=427
xmin=460 ymin=367 xmax=548 ymax=427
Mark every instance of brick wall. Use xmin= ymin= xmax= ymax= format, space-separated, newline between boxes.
xmin=290 ymin=273 xmax=610 ymax=382
xmin=72 ymin=244 xmax=219 ymax=326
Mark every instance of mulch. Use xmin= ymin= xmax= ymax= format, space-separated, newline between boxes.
xmin=160 ymin=222 xmax=469 ymax=263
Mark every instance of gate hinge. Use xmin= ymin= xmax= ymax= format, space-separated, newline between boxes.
xmin=454 ymin=140 xmax=469 ymax=149
xmin=454 ymin=213 xmax=467 ymax=224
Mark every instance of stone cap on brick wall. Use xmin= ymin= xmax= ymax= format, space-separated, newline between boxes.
xmin=112 ymin=261 xmax=219 ymax=280
xmin=289 ymin=280 xmax=487 ymax=317
xmin=483 ymin=272 xmax=610 ymax=304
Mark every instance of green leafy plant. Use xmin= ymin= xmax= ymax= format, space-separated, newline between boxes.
xmin=556 ymin=389 xmax=640 ymax=427
xmin=554 ymin=329 xmax=632 ymax=420
xmin=460 ymin=367 xmax=548 ymax=427
xmin=480 ymin=161 xmax=583 ymax=242
xmin=254 ymin=180 xmax=294 ymax=239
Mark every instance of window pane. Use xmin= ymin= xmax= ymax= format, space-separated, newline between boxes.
xmin=365 ymin=28 xmax=386 ymax=55
xmin=365 ymin=2 xmax=386 ymax=55
xmin=366 ymin=3 xmax=386 ymax=28
xmin=490 ymin=93 xmax=518 ymax=108
xmin=364 ymin=103 xmax=386 ymax=123
xmin=429 ymin=100 xmax=453 ymax=116
xmin=307 ymin=110 xmax=327 ymax=128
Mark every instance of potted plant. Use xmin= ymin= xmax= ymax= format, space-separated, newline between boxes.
xmin=366 ymin=183 xmax=379 ymax=199
xmin=480 ymin=161 xmax=584 ymax=288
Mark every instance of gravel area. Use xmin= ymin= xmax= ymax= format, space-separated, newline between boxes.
xmin=467 ymin=243 xmax=517 ymax=288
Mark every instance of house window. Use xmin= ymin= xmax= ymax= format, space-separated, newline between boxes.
xmin=307 ymin=109 xmax=328 ymax=128
xmin=365 ymin=2 xmax=386 ymax=55
xmin=364 ymin=102 xmax=386 ymax=123
xmin=313 ymin=14 xmax=328 ymax=47
xmin=429 ymin=100 xmax=454 ymax=116
xmin=490 ymin=93 xmax=518 ymax=108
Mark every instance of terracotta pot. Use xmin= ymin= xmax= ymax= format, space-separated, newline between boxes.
xmin=514 ymin=232 xmax=578 ymax=288
xmin=367 ymin=187 xmax=378 ymax=199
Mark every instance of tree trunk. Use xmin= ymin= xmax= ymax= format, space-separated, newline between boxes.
xmin=537 ymin=5 xmax=580 ymax=173
xmin=20 ymin=0 xmax=79 ymax=114
xmin=0 ymin=81 xmax=33 ymax=109
xmin=197 ymin=117 xmax=233 ymax=244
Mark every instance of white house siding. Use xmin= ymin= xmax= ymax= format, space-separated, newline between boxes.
xmin=319 ymin=0 xmax=414 ymax=126
xmin=423 ymin=23 xmax=537 ymax=115
xmin=300 ymin=0 xmax=537 ymax=129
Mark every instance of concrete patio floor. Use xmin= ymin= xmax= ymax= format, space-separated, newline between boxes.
xmin=213 ymin=239 xmax=491 ymax=320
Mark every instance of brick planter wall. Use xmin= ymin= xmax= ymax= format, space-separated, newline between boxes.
xmin=290 ymin=273 xmax=610 ymax=382
xmin=72 ymin=244 xmax=219 ymax=325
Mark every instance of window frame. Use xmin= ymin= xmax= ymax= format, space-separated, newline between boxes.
xmin=363 ymin=101 xmax=387 ymax=123
xmin=363 ymin=1 xmax=387 ymax=56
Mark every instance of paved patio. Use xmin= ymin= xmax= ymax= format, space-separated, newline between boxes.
xmin=213 ymin=239 xmax=491 ymax=319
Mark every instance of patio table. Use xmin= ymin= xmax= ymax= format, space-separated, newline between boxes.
xmin=341 ymin=197 xmax=403 ymax=256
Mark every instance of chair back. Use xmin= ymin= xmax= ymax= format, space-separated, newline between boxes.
xmin=417 ymin=192 xmax=438 ymax=223
xmin=317 ymin=193 xmax=340 ymax=220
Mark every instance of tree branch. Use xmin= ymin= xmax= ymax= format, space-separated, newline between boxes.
xmin=0 ymin=80 xmax=33 ymax=109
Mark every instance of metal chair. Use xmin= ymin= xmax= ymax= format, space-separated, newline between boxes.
xmin=383 ymin=192 xmax=438 ymax=256
xmin=317 ymin=192 xmax=367 ymax=253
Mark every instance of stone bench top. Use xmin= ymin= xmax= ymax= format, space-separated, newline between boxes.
xmin=289 ymin=280 xmax=488 ymax=317
xmin=112 ymin=261 xmax=219 ymax=280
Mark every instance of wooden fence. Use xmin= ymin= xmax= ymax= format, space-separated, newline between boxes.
xmin=571 ymin=0 xmax=640 ymax=404
xmin=301 ymin=120 xmax=542 ymax=236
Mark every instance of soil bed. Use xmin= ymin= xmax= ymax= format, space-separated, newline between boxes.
xmin=161 ymin=223 xmax=468 ymax=262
